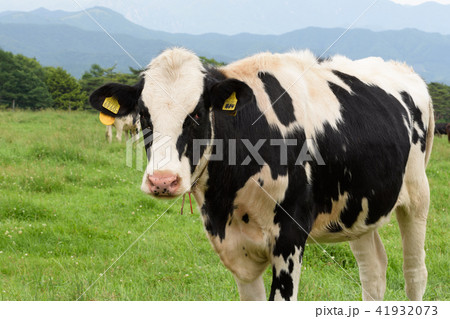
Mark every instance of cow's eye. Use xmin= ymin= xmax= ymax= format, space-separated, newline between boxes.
xmin=194 ymin=113 xmax=200 ymax=120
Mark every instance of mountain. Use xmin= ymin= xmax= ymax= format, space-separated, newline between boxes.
xmin=1 ymin=7 xmax=450 ymax=84
xmin=3 ymin=0 xmax=448 ymax=36
xmin=0 ymin=7 xmax=171 ymax=40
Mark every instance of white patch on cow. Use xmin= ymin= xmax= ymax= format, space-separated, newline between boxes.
xmin=395 ymin=142 xmax=429 ymax=213
xmin=140 ymin=48 xmax=205 ymax=195
xmin=304 ymin=162 xmax=312 ymax=184
xmin=403 ymin=116 xmax=412 ymax=139
xmin=414 ymin=122 xmax=424 ymax=138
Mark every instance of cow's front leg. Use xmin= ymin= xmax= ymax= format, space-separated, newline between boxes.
xmin=234 ymin=275 xmax=266 ymax=301
xmin=269 ymin=245 xmax=303 ymax=301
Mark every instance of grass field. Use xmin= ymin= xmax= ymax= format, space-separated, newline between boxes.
xmin=0 ymin=110 xmax=448 ymax=301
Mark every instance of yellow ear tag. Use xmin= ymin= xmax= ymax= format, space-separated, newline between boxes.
xmin=222 ymin=92 xmax=237 ymax=111
xmin=102 ymin=96 xmax=120 ymax=114
xmin=99 ymin=112 xmax=115 ymax=125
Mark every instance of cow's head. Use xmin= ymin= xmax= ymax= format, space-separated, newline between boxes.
xmin=90 ymin=48 xmax=253 ymax=198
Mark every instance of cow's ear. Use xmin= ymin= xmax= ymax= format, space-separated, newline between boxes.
xmin=89 ymin=79 xmax=144 ymax=117
xmin=208 ymin=79 xmax=253 ymax=115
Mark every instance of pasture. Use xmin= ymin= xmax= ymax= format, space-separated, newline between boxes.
xmin=0 ymin=109 xmax=448 ymax=300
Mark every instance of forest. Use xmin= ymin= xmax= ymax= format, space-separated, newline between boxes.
xmin=0 ymin=48 xmax=448 ymax=122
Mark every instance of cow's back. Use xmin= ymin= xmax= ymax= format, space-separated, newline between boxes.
xmin=220 ymin=51 xmax=433 ymax=243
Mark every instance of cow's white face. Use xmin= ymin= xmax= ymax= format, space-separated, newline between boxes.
xmin=139 ymin=48 xmax=207 ymax=197
xmin=89 ymin=48 xmax=253 ymax=199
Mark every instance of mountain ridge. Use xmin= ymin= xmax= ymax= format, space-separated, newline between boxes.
xmin=1 ymin=1 xmax=450 ymax=35
xmin=1 ymin=6 xmax=449 ymax=84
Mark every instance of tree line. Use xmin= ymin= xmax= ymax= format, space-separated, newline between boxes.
xmin=0 ymin=48 xmax=142 ymax=110
xmin=0 ymin=48 xmax=448 ymax=122
xmin=428 ymin=82 xmax=450 ymax=123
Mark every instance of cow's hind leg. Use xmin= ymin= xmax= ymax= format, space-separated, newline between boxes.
xmin=349 ymin=230 xmax=388 ymax=301
xmin=396 ymin=184 xmax=429 ymax=300
xmin=234 ymin=275 xmax=266 ymax=301
xmin=396 ymin=207 xmax=428 ymax=301
xmin=395 ymin=148 xmax=430 ymax=301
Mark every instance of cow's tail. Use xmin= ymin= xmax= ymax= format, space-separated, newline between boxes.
xmin=424 ymin=98 xmax=435 ymax=167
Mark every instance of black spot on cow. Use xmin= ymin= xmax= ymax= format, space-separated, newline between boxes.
xmin=269 ymin=268 xmax=294 ymax=301
xmin=288 ymin=259 xmax=294 ymax=273
xmin=272 ymin=138 xmax=313 ymax=261
xmin=401 ymin=91 xmax=426 ymax=152
xmin=317 ymin=56 xmax=332 ymax=64
xmin=311 ymin=70 xmax=411 ymax=228
xmin=136 ymin=92 xmax=152 ymax=158
xmin=326 ymin=221 xmax=343 ymax=233
xmin=242 ymin=214 xmax=249 ymax=223
xmin=258 ymin=178 xmax=264 ymax=187
xmin=258 ymin=72 xmax=296 ymax=126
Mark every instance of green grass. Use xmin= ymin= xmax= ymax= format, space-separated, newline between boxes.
xmin=0 ymin=110 xmax=448 ymax=300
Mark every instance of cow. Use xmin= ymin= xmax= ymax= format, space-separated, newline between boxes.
xmin=447 ymin=123 xmax=450 ymax=142
xmin=105 ymin=112 xmax=140 ymax=142
xmin=434 ymin=122 xmax=448 ymax=137
xmin=89 ymin=48 xmax=434 ymax=301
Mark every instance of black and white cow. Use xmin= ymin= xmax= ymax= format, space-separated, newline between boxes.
xmin=90 ymin=48 xmax=434 ymax=301
xmin=105 ymin=112 xmax=140 ymax=143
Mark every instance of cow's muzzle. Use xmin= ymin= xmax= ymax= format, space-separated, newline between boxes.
xmin=147 ymin=172 xmax=180 ymax=196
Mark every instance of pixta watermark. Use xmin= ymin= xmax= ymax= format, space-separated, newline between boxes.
xmin=127 ymin=129 xmax=325 ymax=171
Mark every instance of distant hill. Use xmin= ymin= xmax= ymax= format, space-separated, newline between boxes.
xmin=1 ymin=7 xmax=450 ymax=84
xmin=3 ymin=0 xmax=449 ymax=36
xmin=0 ymin=7 xmax=170 ymax=40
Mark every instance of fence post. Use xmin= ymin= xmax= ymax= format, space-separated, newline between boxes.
xmin=12 ymin=99 xmax=15 ymax=111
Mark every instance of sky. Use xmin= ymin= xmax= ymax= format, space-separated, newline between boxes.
xmin=0 ymin=0 xmax=450 ymax=12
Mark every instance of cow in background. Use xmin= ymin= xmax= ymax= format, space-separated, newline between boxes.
xmin=447 ymin=123 xmax=450 ymax=142
xmin=434 ymin=122 xmax=448 ymax=136
xmin=106 ymin=112 xmax=140 ymax=142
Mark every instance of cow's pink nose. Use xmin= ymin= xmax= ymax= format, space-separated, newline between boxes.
xmin=148 ymin=173 xmax=180 ymax=195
